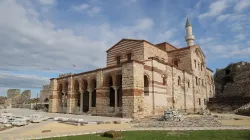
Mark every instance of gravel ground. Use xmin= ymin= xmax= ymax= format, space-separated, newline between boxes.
xmin=132 ymin=115 xmax=245 ymax=128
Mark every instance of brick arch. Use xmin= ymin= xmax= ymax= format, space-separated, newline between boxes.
xmin=63 ymin=80 xmax=69 ymax=92
xmin=144 ymin=72 xmax=151 ymax=86
xmin=89 ymin=78 xmax=97 ymax=89
xmin=73 ymin=79 xmax=80 ymax=91
xmin=103 ymin=73 xmax=113 ymax=87
xmin=81 ymin=78 xmax=88 ymax=90
xmin=57 ymin=83 xmax=63 ymax=91
xmin=114 ymin=73 xmax=122 ymax=87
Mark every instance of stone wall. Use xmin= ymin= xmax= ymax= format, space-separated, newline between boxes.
xmin=143 ymin=41 xmax=168 ymax=62
xmin=4 ymin=89 xmax=31 ymax=108
xmin=107 ymin=39 xmax=144 ymax=67
xmin=7 ymin=89 xmax=20 ymax=98
xmin=0 ymin=96 xmax=6 ymax=104
xmin=40 ymin=85 xmax=50 ymax=102
xmin=20 ymin=90 xmax=31 ymax=104
xmin=122 ymin=61 xmax=144 ymax=119
xmin=214 ymin=61 xmax=250 ymax=97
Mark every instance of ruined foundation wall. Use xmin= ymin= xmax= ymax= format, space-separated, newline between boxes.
xmin=208 ymin=61 xmax=250 ymax=113
xmin=215 ymin=61 xmax=250 ymax=97
xmin=7 ymin=89 xmax=20 ymax=98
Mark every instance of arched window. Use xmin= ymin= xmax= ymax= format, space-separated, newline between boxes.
xmin=163 ymin=77 xmax=166 ymax=85
xmin=196 ymin=77 xmax=198 ymax=85
xmin=187 ymin=81 xmax=190 ymax=88
xmin=44 ymin=98 xmax=49 ymax=102
xmin=162 ymin=75 xmax=167 ymax=85
xmin=178 ymin=76 xmax=181 ymax=86
xmin=194 ymin=60 xmax=197 ymax=68
xmin=173 ymin=58 xmax=180 ymax=67
xmin=144 ymin=75 xmax=149 ymax=96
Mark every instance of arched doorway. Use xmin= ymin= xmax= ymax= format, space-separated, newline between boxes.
xmin=82 ymin=79 xmax=88 ymax=112
xmin=74 ymin=80 xmax=80 ymax=109
xmin=44 ymin=98 xmax=49 ymax=111
xmin=108 ymin=76 xmax=115 ymax=107
xmin=90 ymin=79 xmax=97 ymax=107
xmin=116 ymin=74 xmax=122 ymax=107
xmin=61 ymin=81 xmax=68 ymax=113
xmin=58 ymin=84 xmax=63 ymax=112
xmin=83 ymin=90 xmax=89 ymax=112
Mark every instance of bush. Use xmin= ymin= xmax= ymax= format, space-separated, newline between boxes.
xmin=103 ymin=130 xmax=122 ymax=139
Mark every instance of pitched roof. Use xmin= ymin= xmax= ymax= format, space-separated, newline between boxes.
xmin=155 ymin=42 xmax=178 ymax=49
xmin=106 ymin=38 xmax=159 ymax=52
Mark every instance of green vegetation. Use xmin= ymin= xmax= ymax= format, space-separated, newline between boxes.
xmin=42 ymin=130 xmax=250 ymax=140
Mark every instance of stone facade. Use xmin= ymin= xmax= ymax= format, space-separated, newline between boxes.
xmin=214 ymin=61 xmax=250 ymax=97
xmin=40 ymin=85 xmax=50 ymax=103
xmin=207 ymin=61 xmax=250 ymax=113
xmin=48 ymin=19 xmax=215 ymax=119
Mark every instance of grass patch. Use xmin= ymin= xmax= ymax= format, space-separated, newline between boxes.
xmin=42 ymin=130 xmax=250 ymax=140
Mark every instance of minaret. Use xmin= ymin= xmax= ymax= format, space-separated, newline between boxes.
xmin=185 ymin=18 xmax=195 ymax=46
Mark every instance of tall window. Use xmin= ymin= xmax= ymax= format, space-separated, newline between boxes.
xmin=201 ymin=64 xmax=203 ymax=71
xmin=163 ymin=77 xmax=166 ymax=85
xmin=198 ymin=98 xmax=201 ymax=105
xmin=144 ymin=75 xmax=149 ymax=96
xmin=202 ymin=79 xmax=204 ymax=86
xmin=196 ymin=77 xmax=198 ymax=85
xmin=127 ymin=53 xmax=132 ymax=61
xmin=198 ymin=63 xmax=200 ymax=70
xmin=194 ymin=60 xmax=196 ymax=68
xmin=116 ymin=56 xmax=121 ymax=65
xmin=187 ymin=81 xmax=190 ymax=88
xmin=178 ymin=76 xmax=181 ymax=86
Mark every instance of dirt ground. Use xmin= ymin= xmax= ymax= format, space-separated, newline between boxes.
xmin=213 ymin=113 xmax=250 ymax=126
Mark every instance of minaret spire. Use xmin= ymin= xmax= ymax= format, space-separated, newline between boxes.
xmin=185 ymin=17 xmax=195 ymax=46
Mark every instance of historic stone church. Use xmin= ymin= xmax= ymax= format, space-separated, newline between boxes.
xmin=48 ymin=18 xmax=215 ymax=119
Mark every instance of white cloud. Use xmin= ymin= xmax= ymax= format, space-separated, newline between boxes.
xmin=72 ymin=3 xmax=89 ymax=12
xmin=72 ymin=3 xmax=101 ymax=16
xmin=135 ymin=18 xmax=153 ymax=30
xmin=87 ymin=7 xmax=101 ymax=16
xmin=235 ymin=33 xmax=246 ymax=41
xmin=198 ymin=0 xmax=231 ymax=20
xmin=247 ymin=41 xmax=250 ymax=45
xmin=197 ymin=37 xmax=214 ymax=45
xmin=122 ymin=0 xmax=138 ymax=6
xmin=164 ymin=29 xmax=177 ymax=40
xmin=0 ymin=71 xmax=49 ymax=89
xmin=0 ymin=0 xmax=153 ymax=73
xmin=170 ymin=40 xmax=181 ymax=47
xmin=216 ymin=14 xmax=231 ymax=23
xmin=234 ymin=0 xmax=250 ymax=12
xmin=38 ymin=0 xmax=56 ymax=5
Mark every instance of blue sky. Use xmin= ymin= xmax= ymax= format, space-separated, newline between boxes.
xmin=0 ymin=0 xmax=249 ymax=97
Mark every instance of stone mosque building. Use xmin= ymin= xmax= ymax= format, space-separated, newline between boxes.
xmin=48 ymin=18 xmax=215 ymax=119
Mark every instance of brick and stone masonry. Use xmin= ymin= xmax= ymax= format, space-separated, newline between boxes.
xmin=48 ymin=18 xmax=215 ymax=119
